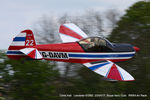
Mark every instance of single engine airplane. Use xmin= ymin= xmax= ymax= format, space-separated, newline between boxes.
xmin=7 ymin=23 xmax=139 ymax=81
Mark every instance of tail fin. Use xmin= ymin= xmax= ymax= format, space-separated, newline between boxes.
xmin=10 ymin=30 xmax=36 ymax=47
xmin=7 ymin=30 xmax=40 ymax=59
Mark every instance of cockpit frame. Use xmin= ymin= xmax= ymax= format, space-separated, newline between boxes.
xmin=78 ymin=37 xmax=113 ymax=52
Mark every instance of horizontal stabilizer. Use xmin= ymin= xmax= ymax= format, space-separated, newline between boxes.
xmin=83 ymin=60 xmax=135 ymax=81
xmin=20 ymin=48 xmax=43 ymax=59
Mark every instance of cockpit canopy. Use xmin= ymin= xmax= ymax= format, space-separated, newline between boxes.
xmin=78 ymin=37 xmax=113 ymax=52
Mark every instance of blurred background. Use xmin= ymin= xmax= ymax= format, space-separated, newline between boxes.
xmin=0 ymin=0 xmax=150 ymax=100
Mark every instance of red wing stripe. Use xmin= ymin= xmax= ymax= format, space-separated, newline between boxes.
xmin=59 ymin=25 xmax=83 ymax=39
xmin=107 ymin=64 xmax=122 ymax=81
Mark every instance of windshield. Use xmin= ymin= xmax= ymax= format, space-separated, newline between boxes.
xmin=103 ymin=38 xmax=114 ymax=49
xmin=78 ymin=37 xmax=113 ymax=52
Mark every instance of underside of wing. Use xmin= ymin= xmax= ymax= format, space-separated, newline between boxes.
xmin=83 ymin=60 xmax=135 ymax=81
xmin=59 ymin=23 xmax=88 ymax=42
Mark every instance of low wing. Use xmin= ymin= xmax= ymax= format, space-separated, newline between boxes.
xmin=59 ymin=23 xmax=88 ymax=42
xmin=19 ymin=48 xmax=43 ymax=59
xmin=83 ymin=60 xmax=135 ymax=81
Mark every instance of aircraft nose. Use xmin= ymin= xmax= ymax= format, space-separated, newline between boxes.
xmin=133 ymin=46 xmax=140 ymax=52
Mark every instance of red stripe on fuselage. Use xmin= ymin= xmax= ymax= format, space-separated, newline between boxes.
xmin=59 ymin=25 xmax=83 ymax=39
xmin=36 ymin=42 xmax=84 ymax=52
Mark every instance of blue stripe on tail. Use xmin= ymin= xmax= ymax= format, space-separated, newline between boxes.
xmin=13 ymin=37 xmax=26 ymax=41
